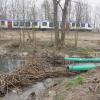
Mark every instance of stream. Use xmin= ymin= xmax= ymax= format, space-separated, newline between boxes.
xmin=0 ymin=78 xmax=68 ymax=100
xmin=0 ymin=56 xmax=69 ymax=100
xmin=0 ymin=57 xmax=27 ymax=73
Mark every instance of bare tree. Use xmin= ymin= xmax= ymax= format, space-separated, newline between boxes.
xmin=74 ymin=1 xmax=82 ymax=48
xmin=29 ymin=0 xmax=37 ymax=20
xmin=42 ymin=0 xmax=53 ymax=21
xmin=0 ymin=0 xmax=3 ymax=18
xmin=75 ymin=0 xmax=83 ymax=23
xmin=75 ymin=0 xmax=90 ymax=23
xmin=53 ymin=0 xmax=71 ymax=49
xmin=74 ymin=0 xmax=91 ymax=47
xmin=3 ymin=0 xmax=8 ymax=18
xmin=0 ymin=0 xmax=8 ymax=18
xmin=53 ymin=0 xmax=60 ymax=49
xmin=11 ymin=0 xmax=15 ymax=18
xmin=16 ymin=0 xmax=20 ymax=20
xmin=82 ymin=3 xmax=91 ymax=22
xmin=61 ymin=0 xmax=70 ymax=46
xmin=92 ymin=6 xmax=100 ymax=32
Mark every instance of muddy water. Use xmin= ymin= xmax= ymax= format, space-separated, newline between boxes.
xmin=0 ymin=57 xmax=67 ymax=100
xmin=1 ymin=78 xmax=67 ymax=100
xmin=0 ymin=57 xmax=27 ymax=72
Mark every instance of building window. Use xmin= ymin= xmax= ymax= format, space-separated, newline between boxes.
xmin=81 ymin=23 xmax=85 ymax=27
xmin=49 ymin=22 xmax=54 ymax=27
xmin=76 ymin=23 xmax=80 ymax=27
xmin=57 ymin=22 xmax=61 ymax=27
xmin=32 ymin=22 xmax=38 ymax=26
xmin=72 ymin=23 xmax=75 ymax=27
xmin=1 ymin=21 xmax=5 ymax=25
xmin=42 ymin=22 xmax=47 ymax=26
xmin=19 ymin=21 xmax=25 ymax=26
xmin=14 ymin=22 xmax=19 ymax=26
xmin=25 ymin=22 xmax=30 ymax=26
xmin=88 ymin=24 xmax=91 ymax=27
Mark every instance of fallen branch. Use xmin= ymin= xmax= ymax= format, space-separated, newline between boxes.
xmin=0 ymin=59 xmax=68 ymax=96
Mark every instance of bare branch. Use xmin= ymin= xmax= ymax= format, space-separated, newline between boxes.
xmin=58 ymin=2 xmax=63 ymax=11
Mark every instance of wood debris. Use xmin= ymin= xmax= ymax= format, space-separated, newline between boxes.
xmin=0 ymin=58 xmax=68 ymax=96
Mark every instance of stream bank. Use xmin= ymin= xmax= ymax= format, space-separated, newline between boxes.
xmin=0 ymin=78 xmax=69 ymax=100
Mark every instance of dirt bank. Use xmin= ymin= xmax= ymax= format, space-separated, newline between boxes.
xmin=40 ymin=68 xmax=100 ymax=100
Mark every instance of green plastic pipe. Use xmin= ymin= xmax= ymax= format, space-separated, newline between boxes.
xmin=64 ymin=57 xmax=100 ymax=62
xmin=68 ymin=64 xmax=96 ymax=72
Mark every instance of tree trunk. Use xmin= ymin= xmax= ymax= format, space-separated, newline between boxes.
xmin=74 ymin=31 xmax=78 ymax=48
xmin=53 ymin=0 xmax=60 ymax=49
xmin=61 ymin=0 xmax=70 ymax=47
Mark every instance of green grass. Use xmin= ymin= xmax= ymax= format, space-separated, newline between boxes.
xmin=66 ymin=75 xmax=85 ymax=90
xmin=57 ymin=95 xmax=64 ymax=100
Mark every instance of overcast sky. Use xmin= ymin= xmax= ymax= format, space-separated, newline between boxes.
xmin=87 ymin=0 xmax=100 ymax=6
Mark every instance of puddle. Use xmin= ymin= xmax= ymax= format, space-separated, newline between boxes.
xmin=0 ymin=57 xmax=27 ymax=73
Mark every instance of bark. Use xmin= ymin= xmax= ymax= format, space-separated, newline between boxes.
xmin=61 ymin=0 xmax=70 ymax=46
xmin=53 ymin=0 xmax=60 ymax=49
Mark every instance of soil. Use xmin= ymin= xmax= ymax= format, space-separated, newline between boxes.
xmin=0 ymin=30 xmax=100 ymax=100
xmin=40 ymin=68 xmax=100 ymax=100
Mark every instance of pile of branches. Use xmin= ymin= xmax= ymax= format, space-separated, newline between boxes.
xmin=0 ymin=58 xmax=67 ymax=96
xmin=37 ymin=51 xmax=65 ymax=67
